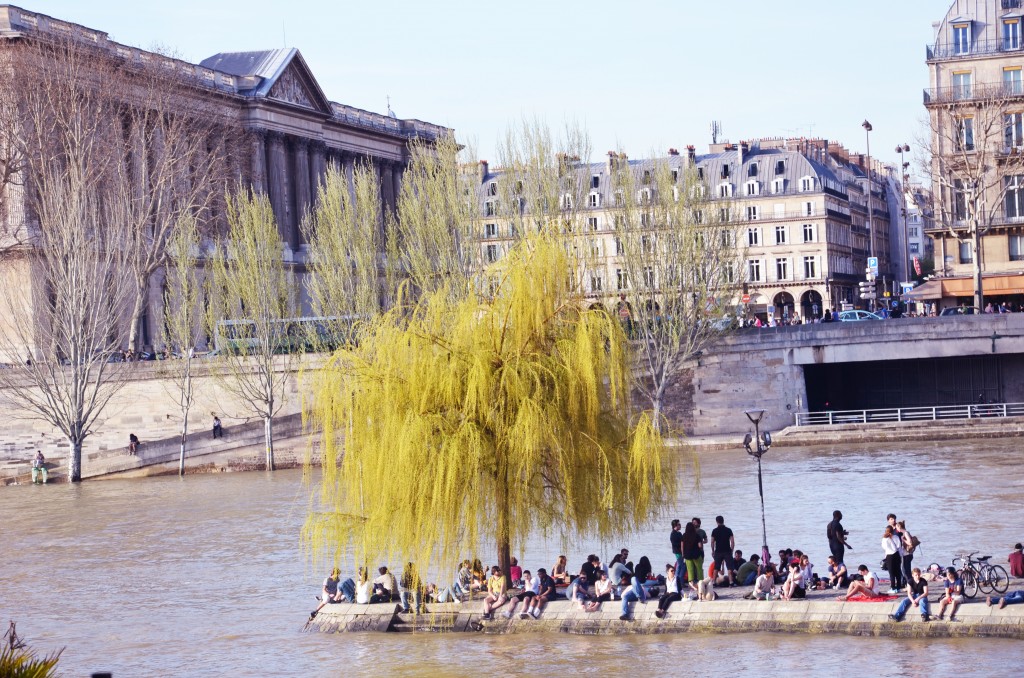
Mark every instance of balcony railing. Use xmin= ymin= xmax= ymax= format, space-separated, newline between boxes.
xmin=923 ymin=81 xmax=1024 ymax=105
xmin=927 ymin=38 xmax=1024 ymax=61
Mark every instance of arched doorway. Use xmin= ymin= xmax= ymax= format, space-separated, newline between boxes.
xmin=772 ymin=291 xmax=795 ymax=323
xmin=800 ymin=289 xmax=823 ymax=320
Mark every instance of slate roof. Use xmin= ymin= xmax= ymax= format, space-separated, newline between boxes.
xmin=199 ymin=49 xmax=295 ymax=97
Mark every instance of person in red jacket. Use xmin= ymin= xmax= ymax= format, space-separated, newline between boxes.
xmin=1009 ymin=543 xmax=1024 ymax=578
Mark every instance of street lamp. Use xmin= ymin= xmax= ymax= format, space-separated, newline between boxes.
xmin=742 ymin=409 xmax=773 ymax=569
xmin=896 ymin=143 xmax=911 ymax=285
xmin=863 ymin=120 xmax=875 ymax=311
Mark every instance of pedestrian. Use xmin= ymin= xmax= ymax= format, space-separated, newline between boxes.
xmin=669 ymin=519 xmax=684 ymax=591
xmin=212 ymin=415 xmax=223 ymax=439
xmin=682 ymin=522 xmax=703 ymax=595
xmin=827 ymin=510 xmax=851 ymax=564
xmin=897 ymin=520 xmax=917 ymax=587
xmin=31 ymin=450 xmax=47 ymax=484
xmin=882 ymin=526 xmax=903 ymax=594
xmin=885 ymin=514 xmax=905 ymax=591
xmin=710 ymin=515 xmax=736 ymax=586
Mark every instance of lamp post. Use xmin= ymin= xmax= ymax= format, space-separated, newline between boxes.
xmin=863 ymin=120 xmax=875 ymax=311
xmin=896 ymin=143 xmax=911 ymax=284
xmin=743 ymin=409 xmax=772 ymax=568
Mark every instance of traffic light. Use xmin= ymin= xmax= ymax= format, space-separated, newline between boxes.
xmin=858 ymin=280 xmax=876 ymax=300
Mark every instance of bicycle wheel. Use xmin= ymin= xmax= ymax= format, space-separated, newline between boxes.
xmin=961 ymin=570 xmax=978 ymax=599
xmin=977 ymin=565 xmax=995 ymax=594
xmin=987 ymin=565 xmax=1009 ymax=594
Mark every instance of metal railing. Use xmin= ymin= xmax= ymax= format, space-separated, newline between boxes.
xmin=795 ymin=402 xmax=1024 ymax=427
xmin=924 ymin=82 xmax=1024 ymax=105
xmin=927 ymin=39 xmax=1024 ymax=62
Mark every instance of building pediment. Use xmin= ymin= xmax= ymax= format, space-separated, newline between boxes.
xmin=266 ymin=58 xmax=330 ymax=113
xmin=200 ymin=48 xmax=332 ymax=115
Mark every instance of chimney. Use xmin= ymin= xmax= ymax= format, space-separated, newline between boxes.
xmin=687 ymin=145 xmax=696 ymax=164
xmin=668 ymin=148 xmax=679 ymax=156
xmin=479 ymin=160 xmax=489 ymax=184
xmin=738 ymin=140 xmax=748 ymax=170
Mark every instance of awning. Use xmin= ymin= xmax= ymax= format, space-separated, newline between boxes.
xmin=940 ymin=274 xmax=1024 ymax=297
xmin=903 ymin=280 xmax=943 ymax=300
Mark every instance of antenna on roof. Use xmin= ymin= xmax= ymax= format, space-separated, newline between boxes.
xmin=711 ymin=121 xmax=722 ymax=145
xmin=282 ymin=22 xmax=287 ymax=47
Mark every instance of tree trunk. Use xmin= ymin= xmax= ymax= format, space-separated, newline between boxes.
xmin=69 ymin=438 xmax=82 ymax=483
xmin=495 ymin=454 xmax=512 ymax=588
xmin=264 ymin=415 xmax=275 ymax=471
xmin=973 ymin=228 xmax=984 ymax=310
xmin=178 ymin=418 xmax=189 ymax=477
xmin=652 ymin=396 xmax=663 ymax=434
xmin=126 ymin=286 xmax=146 ymax=354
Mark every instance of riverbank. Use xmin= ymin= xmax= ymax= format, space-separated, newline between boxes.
xmin=308 ymin=587 xmax=1024 ymax=639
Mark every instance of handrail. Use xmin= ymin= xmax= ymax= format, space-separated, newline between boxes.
xmin=794 ymin=402 xmax=1024 ymax=426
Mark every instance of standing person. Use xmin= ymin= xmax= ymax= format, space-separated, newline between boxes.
xmin=669 ymin=519 xmax=684 ymax=591
xmin=692 ymin=518 xmax=708 ymax=566
xmin=936 ymin=567 xmax=964 ymax=622
xmin=654 ymin=564 xmax=681 ymax=618
xmin=882 ymin=526 xmax=903 ymax=594
xmin=1009 ymin=543 xmax=1024 ymax=578
xmin=710 ymin=516 xmax=736 ymax=586
xmin=31 ymin=450 xmax=47 ymax=484
xmin=682 ymin=522 xmax=703 ymax=595
xmin=888 ymin=567 xmax=930 ymax=622
xmin=897 ymin=521 xmax=917 ymax=587
xmin=212 ymin=415 xmax=223 ymax=439
xmin=480 ymin=566 xmax=507 ymax=620
xmin=886 ymin=514 xmax=905 ymax=591
xmin=827 ymin=510 xmax=851 ymax=563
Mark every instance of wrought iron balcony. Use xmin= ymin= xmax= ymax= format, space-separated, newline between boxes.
xmin=927 ymin=39 xmax=1024 ymax=62
xmin=923 ymin=81 xmax=1024 ymax=105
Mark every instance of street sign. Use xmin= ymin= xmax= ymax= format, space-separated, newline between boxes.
xmin=868 ymin=256 xmax=879 ymax=272
xmin=741 ymin=293 xmax=750 ymax=303
xmin=913 ymin=257 xmax=921 ymax=276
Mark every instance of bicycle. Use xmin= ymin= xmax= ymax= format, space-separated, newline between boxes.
xmin=950 ymin=551 xmax=1009 ymax=599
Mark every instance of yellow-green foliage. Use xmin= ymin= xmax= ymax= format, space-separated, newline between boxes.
xmin=303 ymin=233 xmax=675 ymax=575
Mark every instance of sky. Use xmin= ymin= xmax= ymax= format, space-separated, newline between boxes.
xmin=23 ymin=0 xmax=943 ymax=172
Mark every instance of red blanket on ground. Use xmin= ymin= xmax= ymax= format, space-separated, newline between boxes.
xmin=838 ymin=594 xmax=900 ymax=602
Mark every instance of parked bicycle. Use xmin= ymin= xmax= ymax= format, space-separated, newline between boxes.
xmin=929 ymin=552 xmax=1010 ymax=599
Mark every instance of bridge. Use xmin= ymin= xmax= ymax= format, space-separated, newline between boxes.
xmin=679 ymin=314 xmax=1024 ymax=437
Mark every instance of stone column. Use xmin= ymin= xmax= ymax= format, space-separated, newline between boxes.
xmin=392 ymin=162 xmax=405 ymax=208
xmin=249 ymin=129 xmax=267 ymax=193
xmin=265 ymin=131 xmax=291 ymax=244
xmin=292 ymin=137 xmax=311 ymax=248
xmin=342 ymin=151 xmax=356 ymax=201
xmin=381 ymin=160 xmax=396 ymax=216
xmin=310 ymin=141 xmax=327 ymax=196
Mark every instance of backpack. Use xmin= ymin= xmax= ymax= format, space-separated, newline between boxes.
xmin=906 ymin=534 xmax=921 ymax=554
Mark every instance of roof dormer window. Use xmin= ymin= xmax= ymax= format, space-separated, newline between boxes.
xmin=722 ymin=164 xmax=731 ymax=179
xmin=718 ymin=182 xmax=733 ymax=198
xmin=775 ymin=160 xmax=785 ymax=175
xmin=772 ymin=178 xmax=785 ymax=194
xmin=952 ymin=22 xmax=971 ymax=55
xmin=745 ymin=180 xmax=760 ymax=196
xmin=748 ymin=163 xmax=758 ymax=177
xmin=1005 ymin=18 xmax=1021 ymax=51
xmin=799 ymin=176 xmax=814 ymax=192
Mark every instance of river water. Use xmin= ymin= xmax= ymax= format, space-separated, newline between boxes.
xmin=1 ymin=438 xmax=1021 ymax=677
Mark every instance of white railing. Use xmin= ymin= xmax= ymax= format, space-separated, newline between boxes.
xmin=794 ymin=402 xmax=1024 ymax=426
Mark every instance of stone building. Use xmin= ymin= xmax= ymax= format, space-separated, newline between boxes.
xmin=0 ymin=5 xmax=449 ymax=350
xmin=476 ymin=137 xmax=897 ymax=321
xmin=923 ymin=0 xmax=1024 ymax=308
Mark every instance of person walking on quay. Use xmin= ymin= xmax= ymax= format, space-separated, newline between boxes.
xmin=888 ymin=567 xmax=930 ymax=622
xmin=827 ymin=510 xmax=851 ymax=563
xmin=936 ymin=567 xmax=964 ymax=622
xmin=885 ymin=514 xmax=905 ymax=592
xmin=882 ymin=526 xmax=903 ymax=594
xmin=669 ymin=519 xmax=684 ymax=591
xmin=212 ymin=415 xmax=223 ymax=439
xmin=711 ymin=516 xmax=736 ymax=587
xmin=1009 ymin=543 xmax=1024 ymax=578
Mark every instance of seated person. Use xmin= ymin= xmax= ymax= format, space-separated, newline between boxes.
xmin=988 ymin=590 xmax=1024 ymax=609
xmin=842 ymin=565 xmax=880 ymax=600
xmin=697 ymin=576 xmax=717 ymax=601
xmin=552 ymin=555 xmax=571 ymax=585
xmin=372 ymin=566 xmax=397 ymax=602
xmin=592 ymin=570 xmax=613 ymax=606
xmin=782 ymin=562 xmax=806 ymax=600
xmin=453 ymin=560 xmax=473 ymax=602
xmin=619 ymin=575 xmax=648 ymax=621
xmin=889 ymin=567 xmax=930 ymax=622
xmin=504 ymin=570 xmax=539 ymax=618
xmin=608 ymin=554 xmax=633 ymax=595
xmin=799 ymin=554 xmax=816 ymax=589
xmin=826 ymin=556 xmax=849 ymax=589
xmin=509 ymin=557 xmax=523 ymax=587
xmin=309 ymin=567 xmax=344 ymax=620
xmin=523 ymin=568 xmax=556 ymax=619
xmin=480 ymin=566 xmax=507 ymax=620
xmin=128 ymin=433 xmax=140 ymax=454
xmin=745 ymin=564 xmax=776 ymax=600
xmin=654 ymin=565 xmax=681 ymax=618
xmin=736 ymin=555 xmax=760 ymax=586
xmin=355 ymin=567 xmax=373 ymax=604
xmin=470 ymin=559 xmax=486 ymax=593
xmin=1009 ymin=543 xmax=1024 ymax=579
xmin=732 ymin=550 xmax=747 ymax=580
xmin=570 ymin=573 xmax=597 ymax=612
xmin=936 ymin=567 xmax=964 ymax=621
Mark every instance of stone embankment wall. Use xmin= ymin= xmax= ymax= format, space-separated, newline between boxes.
xmin=308 ymin=598 xmax=1024 ymax=639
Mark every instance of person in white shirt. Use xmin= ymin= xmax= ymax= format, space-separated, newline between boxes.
xmin=654 ymin=564 xmax=682 ymax=618
xmin=881 ymin=526 xmax=903 ymax=594
xmin=745 ymin=564 xmax=777 ymax=600
xmin=843 ymin=565 xmax=879 ymax=600
xmin=355 ymin=567 xmax=373 ymax=604
xmin=503 ymin=571 xmax=540 ymax=619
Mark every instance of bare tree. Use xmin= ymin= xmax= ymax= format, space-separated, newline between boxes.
xmin=209 ymin=187 xmax=294 ymax=471
xmin=611 ymin=154 xmax=742 ymax=432
xmin=0 ymin=32 xmax=136 ymax=482
xmin=160 ymin=216 xmax=204 ymax=476
xmin=925 ymin=89 xmax=1024 ymax=308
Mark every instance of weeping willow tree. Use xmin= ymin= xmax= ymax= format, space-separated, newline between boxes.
xmin=302 ymin=233 xmax=674 ymax=582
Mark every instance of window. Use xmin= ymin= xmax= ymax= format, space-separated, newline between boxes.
xmin=959 ymin=240 xmax=973 ymax=263
xmin=952 ymin=23 xmax=971 ymax=55
xmin=747 ymin=205 xmax=760 ymax=220
xmin=802 ymin=223 xmax=816 ymax=243
xmin=1005 ymin=67 xmax=1023 ymax=95
xmin=487 ymin=182 xmax=498 ymax=196
xmin=639 ymin=188 xmax=652 ymax=205
xmin=485 ymin=201 xmax=495 ymax=216
xmin=775 ymin=160 xmax=785 ymax=175
xmin=722 ymin=164 xmax=730 ymax=179
xmin=718 ymin=183 xmax=733 ymax=198
xmin=747 ymin=259 xmax=762 ymax=282
xmin=561 ymin=194 xmax=573 ymax=210
xmin=1005 ymin=19 xmax=1021 ymax=50
xmin=799 ymin=176 xmax=814 ymax=192
xmin=643 ymin=266 xmax=655 ymax=287
xmin=590 ymin=240 xmax=602 ymax=257
xmin=614 ymin=191 xmax=624 ymax=206
xmin=775 ymin=224 xmax=787 ymax=244
xmin=803 ymin=256 xmax=817 ymax=279
xmin=909 ymin=226 xmax=919 ymax=237
xmin=671 ymin=169 xmax=679 ymax=183
xmin=590 ymin=272 xmax=604 ymax=291
xmin=748 ymin=163 xmax=758 ymax=177
xmin=588 ymin=192 xmax=600 ymax=208
xmin=745 ymin=180 xmax=760 ymax=196
xmin=614 ymin=215 xmax=625 ymax=229
xmin=720 ymin=208 xmax=730 ymax=222
xmin=1010 ymin=233 xmax=1024 ymax=261
xmin=587 ymin=216 xmax=599 ymax=231
xmin=1005 ymin=174 xmax=1024 ymax=218
xmin=484 ymin=223 xmax=498 ymax=238
xmin=642 ymin=170 xmax=651 ymax=184
xmin=953 ymin=179 xmax=968 ymax=220
xmin=640 ymin=212 xmax=652 ymax=227
xmin=803 ymin=201 xmax=815 ymax=216
xmin=1006 ymin=112 xmax=1024 ymax=149
xmin=486 ymin=244 xmax=499 ymax=263
xmin=952 ymin=71 xmax=972 ymax=100
xmin=747 ymin=226 xmax=760 ymax=246
xmin=910 ymin=242 xmax=920 ymax=254
xmin=641 ymin=235 xmax=654 ymax=253
xmin=615 ymin=237 xmax=624 ymax=255
xmin=720 ymin=229 xmax=734 ymax=247
xmin=697 ymin=167 xmax=705 ymax=180
xmin=772 ymin=178 xmax=785 ymax=194
xmin=775 ymin=257 xmax=789 ymax=281
xmin=725 ymin=262 xmax=735 ymax=284
xmin=616 ymin=269 xmax=627 ymax=290
xmin=693 ymin=209 xmax=704 ymax=224
xmin=591 ymin=174 xmax=600 ymax=189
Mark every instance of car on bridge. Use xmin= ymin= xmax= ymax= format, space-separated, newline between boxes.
xmin=939 ymin=306 xmax=980 ymax=316
xmin=838 ymin=310 xmax=883 ymax=321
